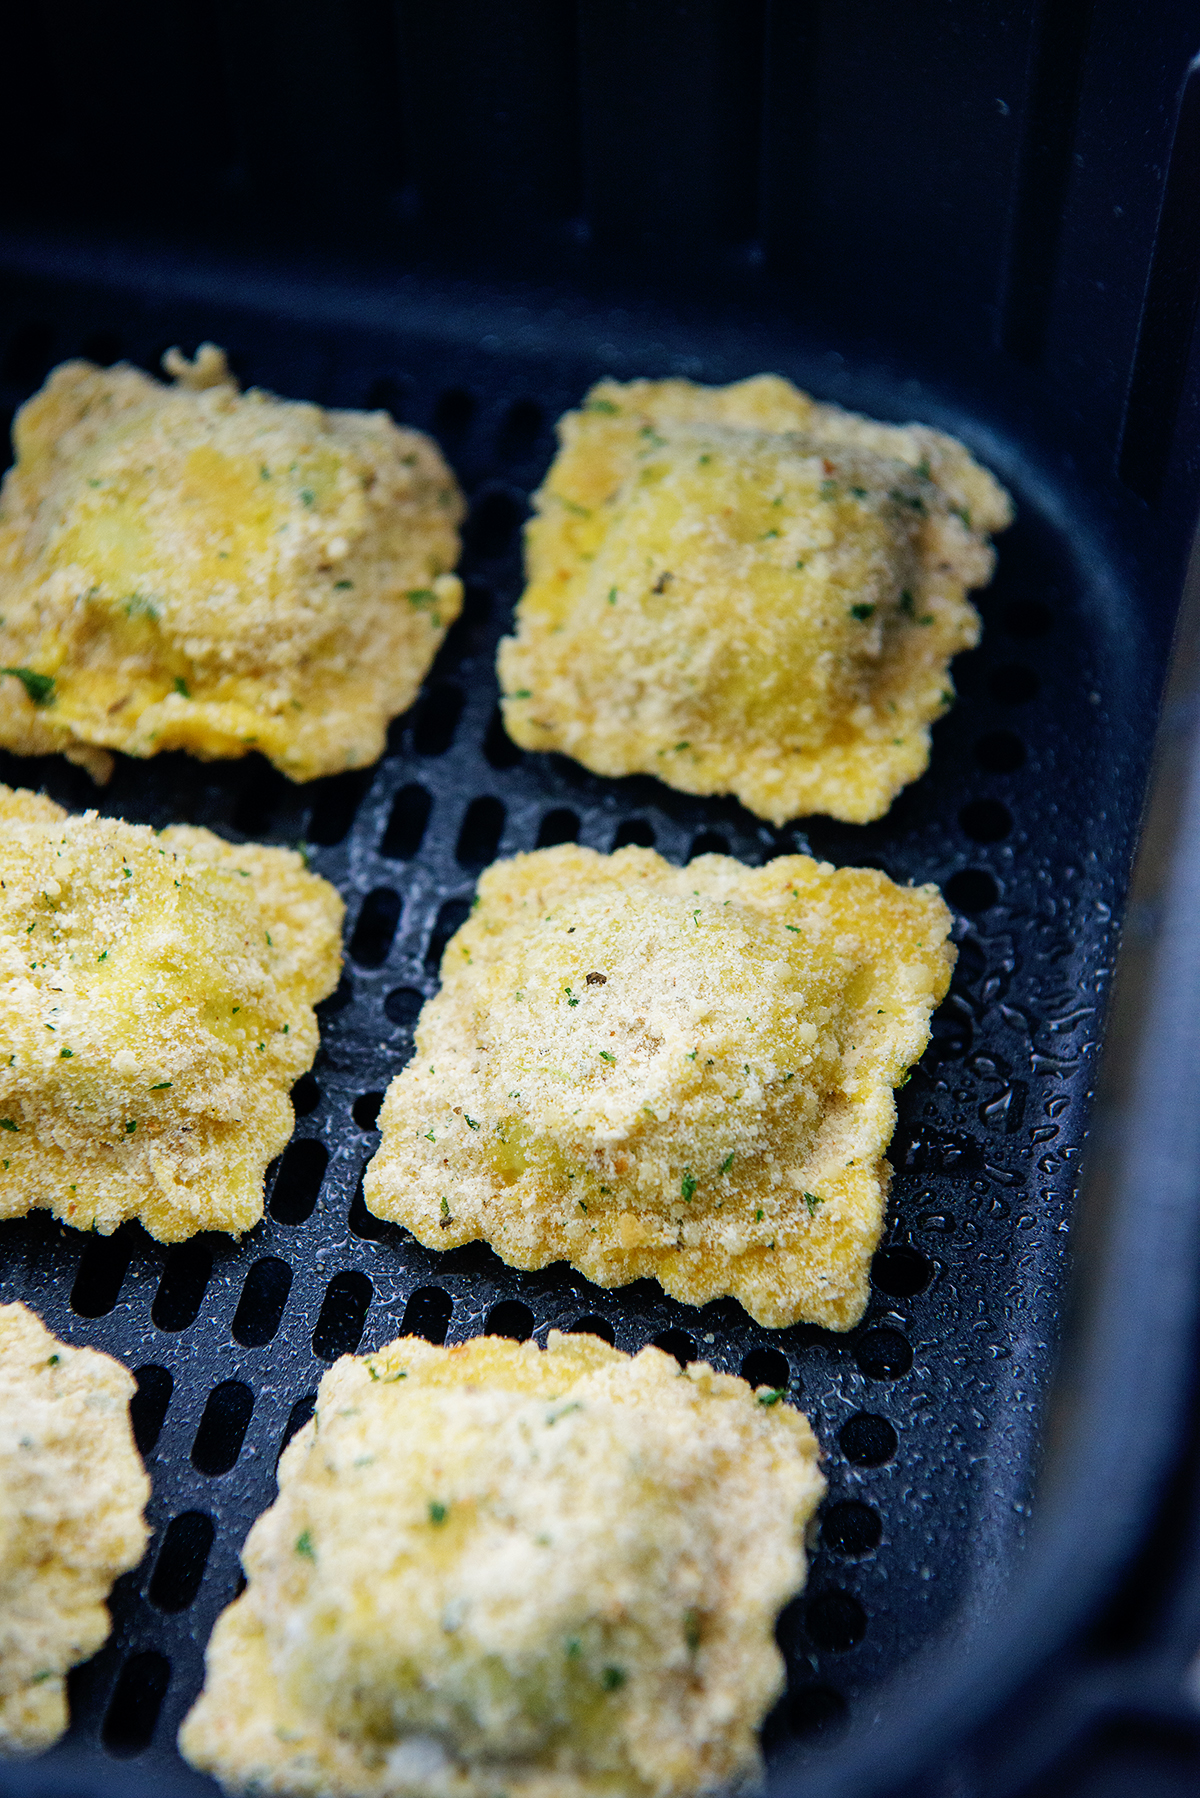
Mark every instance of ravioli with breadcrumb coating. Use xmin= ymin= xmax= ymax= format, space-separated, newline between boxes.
xmin=498 ymin=375 xmax=1012 ymax=824
xmin=0 ymin=1301 xmax=149 ymax=1756
xmin=363 ymin=844 xmax=953 ymax=1330
xmin=180 ymin=1329 xmax=824 ymax=1798
xmin=0 ymin=784 xmax=343 ymax=1240
xmin=0 ymin=345 xmax=464 ymax=783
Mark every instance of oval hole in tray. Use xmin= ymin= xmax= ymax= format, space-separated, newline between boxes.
xmin=740 ymin=1347 xmax=791 ymax=1392
xmin=839 ymin=1412 xmax=898 ymax=1466
xmin=402 ymin=1286 xmax=454 ymax=1343
xmin=102 ymin=1650 xmax=171 ymax=1756
xmin=71 ymin=1226 xmax=135 ymax=1318
xmin=270 ymin=1139 xmax=328 ymax=1225
xmin=232 ymin=1257 xmax=293 ymax=1347
xmin=821 ymin=1501 xmax=883 ymax=1557
xmin=191 ymin=1380 xmax=254 ymax=1475
xmin=350 ymin=887 xmax=403 ymax=967
xmin=148 ymin=1510 xmax=215 ymax=1611
xmin=278 ymin=1394 xmax=317 ymax=1464
xmin=486 ymin=1299 xmax=534 ymax=1341
xmin=651 ymin=1329 xmax=696 ymax=1367
xmin=568 ymin=1313 xmax=615 ymax=1345
xmin=380 ymin=783 xmax=432 ymax=860
xmin=152 ymin=1242 xmax=212 ymax=1332
xmin=312 ymin=1271 xmax=373 ymax=1360
xmin=536 ymin=807 xmax=579 ymax=849
xmin=130 ymin=1365 xmax=174 ymax=1456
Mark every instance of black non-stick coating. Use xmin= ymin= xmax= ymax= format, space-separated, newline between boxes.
xmin=0 ymin=261 xmax=1159 ymax=1795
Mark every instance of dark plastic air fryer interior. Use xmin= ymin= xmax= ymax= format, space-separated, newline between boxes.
xmin=2 ymin=7 xmax=1200 ymax=1797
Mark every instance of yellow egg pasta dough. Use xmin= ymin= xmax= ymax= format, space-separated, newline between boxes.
xmin=180 ymin=1330 xmax=825 ymax=1798
xmin=0 ymin=345 xmax=464 ymax=783
xmin=499 ymin=375 xmax=1012 ymax=824
xmin=0 ymin=783 xmax=343 ymax=1240
xmin=364 ymin=844 xmax=954 ymax=1330
xmin=0 ymin=1301 xmax=149 ymax=1756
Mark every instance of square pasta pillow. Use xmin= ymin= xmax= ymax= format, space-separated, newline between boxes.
xmin=499 ymin=375 xmax=1012 ymax=824
xmin=363 ymin=844 xmax=954 ymax=1330
xmin=0 ymin=784 xmax=343 ymax=1240
xmin=0 ymin=345 xmax=463 ymax=782
xmin=180 ymin=1331 xmax=825 ymax=1798
xmin=0 ymin=1301 xmax=149 ymax=1756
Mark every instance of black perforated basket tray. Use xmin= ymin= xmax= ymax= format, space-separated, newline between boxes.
xmin=4 ymin=7 xmax=1200 ymax=1795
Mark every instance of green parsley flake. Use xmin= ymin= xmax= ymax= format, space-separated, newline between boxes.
xmin=1 ymin=667 xmax=54 ymax=706
xmin=599 ymin=1050 xmax=615 ymax=1064
xmin=804 ymin=1191 xmax=822 ymax=1216
xmin=850 ymin=602 xmax=876 ymax=622
xmin=681 ymin=1170 xmax=697 ymax=1203
xmin=602 ymin=1666 xmax=627 ymax=1692
xmin=126 ymin=1121 xmax=137 ymax=1134
xmin=295 ymin=1531 xmax=315 ymax=1559
xmin=429 ymin=1501 xmax=448 ymax=1525
xmin=757 ymin=1388 xmax=787 ymax=1406
xmin=366 ymin=1363 xmax=407 ymax=1383
xmin=720 ymin=1153 xmax=734 ymax=1174
xmin=59 ymin=1048 xmax=73 ymax=1059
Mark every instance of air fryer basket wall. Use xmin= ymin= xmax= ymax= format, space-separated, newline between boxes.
xmin=1 ymin=6 xmax=1200 ymax=1796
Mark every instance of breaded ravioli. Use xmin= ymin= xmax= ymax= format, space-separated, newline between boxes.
xmin=364 ymin=844 xmax=953 ymax=1330
xmin=0 ymin=1301 xmax=149 ymax=1756
xmin=498 ymin=375 xmax=1012 ymax=825
xmin=180 ymin=1330 xmax=824 ymax=1798
xmin=0 ymin=783 xmax=343 ymax=1241
xmin=0 ymin=344 xmax=464 ymax=783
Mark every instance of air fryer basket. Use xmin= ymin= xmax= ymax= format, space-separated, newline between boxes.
xmin=2 ymin=6 xmax=1200 ymax=1795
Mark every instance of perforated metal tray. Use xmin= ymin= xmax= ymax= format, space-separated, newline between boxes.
xmin=0 ymin=251 xmax=1169 ymax=1797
